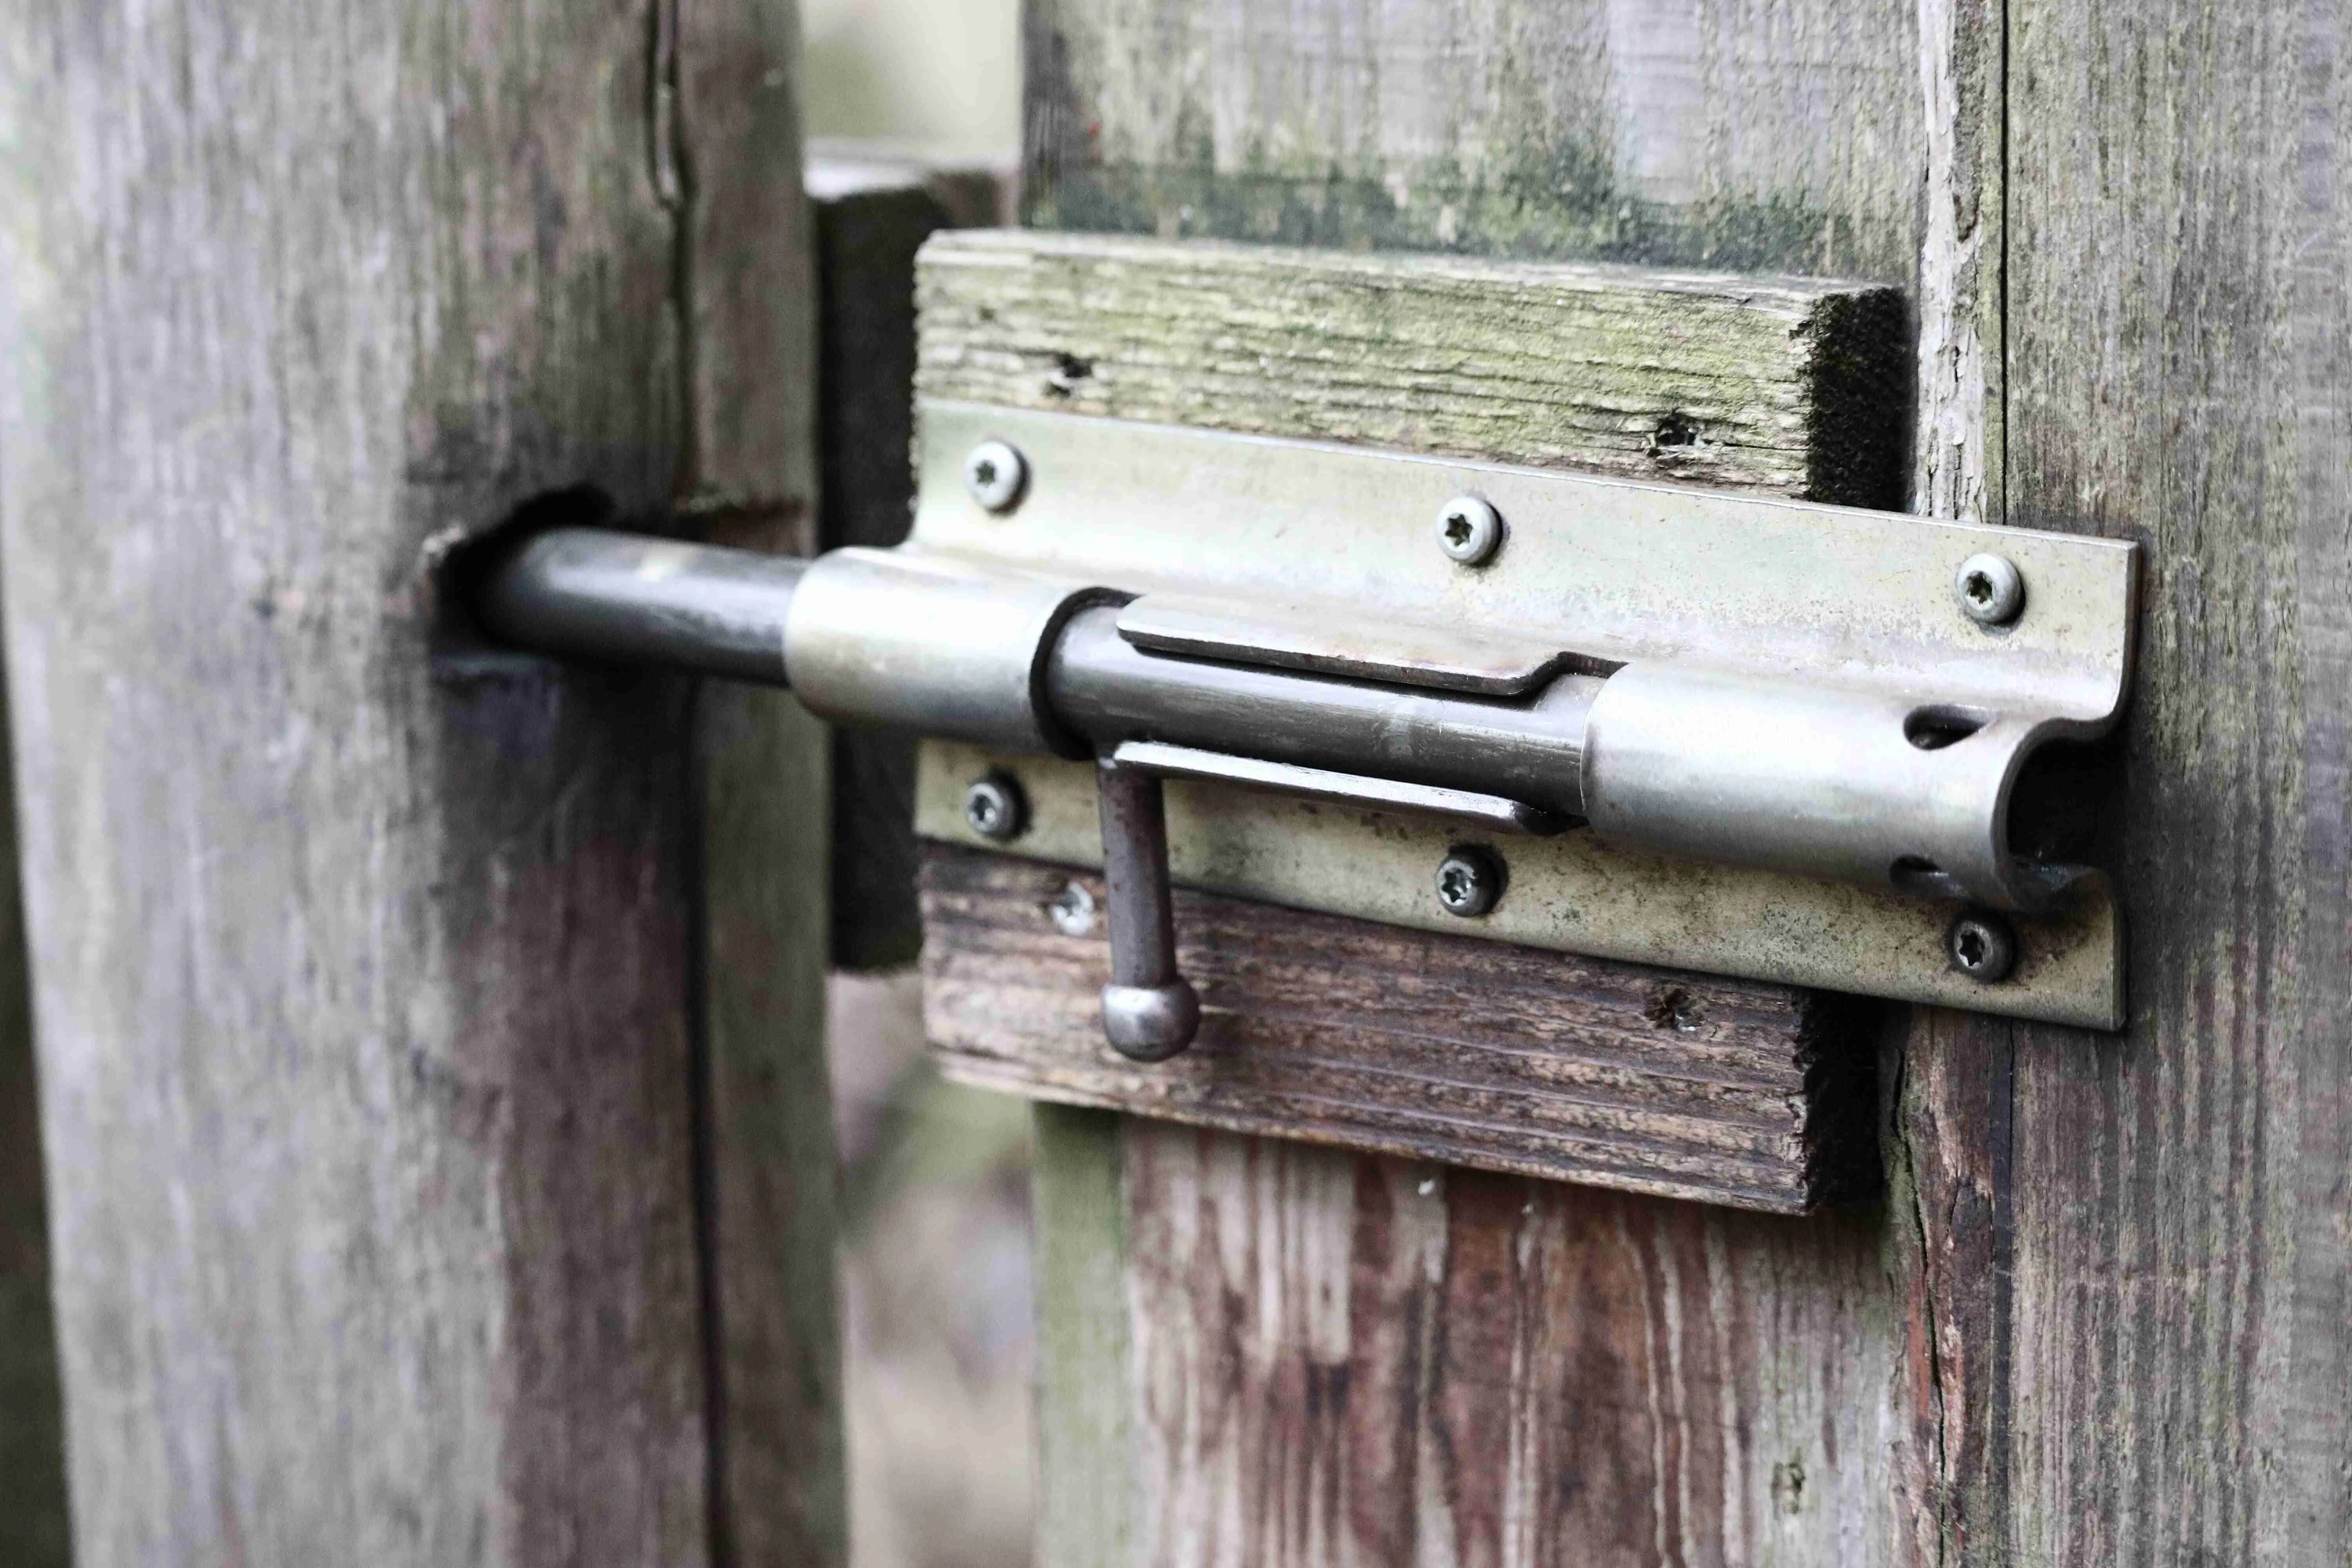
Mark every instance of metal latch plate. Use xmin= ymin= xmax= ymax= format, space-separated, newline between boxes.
xmin=911 ymin=401 xmax=2133 ymax=1028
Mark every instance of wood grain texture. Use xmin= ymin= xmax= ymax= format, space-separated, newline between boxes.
xmin=923 ymin=847 xmax=1878 ymax=1214
xmin=1888 ymin=2 xmax=2014 ymax=1563
xmin=0 ymin=1 xmax=831 ymax=1560
xmin=1023 ymin=0 xmax=1929 ymax=280
xmin=918 ymin=229 xmax=1910 ymax=506
xmin=1009 ymin=2 xmax=2014 ymax=1562
xmin=2006 ymin=1 xmax=2352 ymax=1559
xmin=671 ymin=7 xmax=848 ymax=1563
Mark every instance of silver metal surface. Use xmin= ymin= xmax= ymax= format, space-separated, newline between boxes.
xmin=1581 ymin=662 xmax=2076 ymax=912
xmin=1436 ymin=495 xmax=1503 ymax=565
xmin=911 ymin=402 xmax=2135 ymax=724
xmin=472 ymin=527 xmax=804 ymax=683
xmin=1052 ymin=606 xmax=1602 ymax=815
xmin=1095 ymin=760 xmax=1200 ymax=1060
xmin=917 ymin=742 xmax=2126 ymax=1029
xmin=1114 ymin=594 xmax=1594 ymax=696
xmin=962 ymin=773 xmax=1027 ymax=842
xmin=1111 ymin=740 xmax=1567 ymax=835
xmin=1955 ymin=552 xmax=2025 ymax=626
xmin=1435 ymin=847 xmax=1504 ymax=917
xmin=962 ymin=439 xmax=1028 ymax=512
xmin=782 ymin=547 xmax=1112 ymax=754
xmin=1947 ymin=911 xmax=2020 ymax=982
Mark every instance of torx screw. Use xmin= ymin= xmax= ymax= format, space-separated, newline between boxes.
xmin=1954 ymin=553 xmax=2025 ymax=627
xmin=1435 ymin=495 xmax=1503 ymax=566
xmin=1946 ymin=910 xmax=2019 ymax=983
xmin=1435 ymin=846 xmax=1503 ymax=918
xmin=964 ymin=773 xmax=1028 ymax=842
xmin=963 ymin=439 xmax=1029 ymax=513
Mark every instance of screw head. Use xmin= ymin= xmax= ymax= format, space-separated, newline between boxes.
xmin=1435 ymin=495 xmax=1503 ymax=566
xmin=963 ymin=773 xmax=1028 ymax=842
xmin=1945 ymin=910 xmax=2019 ymax=984
xmin=963 ymin=439 xmax=1029 ymax=513
xmin=1047 ymin=880 xmax=1098 ymax=936
xmin=1954 ymin=553 xmax=2025 ymax=626
xmin=1435 ymin=846 xmax=1504 ymax=918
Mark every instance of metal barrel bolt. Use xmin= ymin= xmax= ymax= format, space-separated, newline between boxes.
xmin=468 ymin=406 xmax=2138 ymax=1039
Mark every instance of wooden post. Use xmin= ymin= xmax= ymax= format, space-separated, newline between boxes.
xmin=1016 ymin=0 xmax=2352 ymax=1561
xmin=2005 ymin=2 xmax=2352 ymax=1557
xmin=0 ymin=1 xmax=840 ymax=1561
xmin=1015 ymin=0 xmax=2010 ymax=1562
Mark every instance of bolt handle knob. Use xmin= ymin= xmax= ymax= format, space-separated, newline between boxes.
xmin=1094 ymin=758 xmax=1201 ymax=1061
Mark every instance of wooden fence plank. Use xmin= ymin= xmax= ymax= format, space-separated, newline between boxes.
xmin=1012 ymin=1 xmax=2011 ymax=1562
xmin=672 ymin=6 xmax=847 ymax=1563
xmin=0 ymin=1 xmax=836 ymax=1559
xmin=2005 ymin=2 xmax=2352 ymax=1559
xmin=916 ymin=229 xmax=1910 ymax=506
xmin=923 ymin=847 xmax=1880 ymax=1214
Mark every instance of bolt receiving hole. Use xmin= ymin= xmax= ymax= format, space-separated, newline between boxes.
xmin=1904 ymin=704 xmax=1994 ymax=751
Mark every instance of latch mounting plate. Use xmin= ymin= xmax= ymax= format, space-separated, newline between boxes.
xmin=911 ymin=401 xmax=2135 ymax=1029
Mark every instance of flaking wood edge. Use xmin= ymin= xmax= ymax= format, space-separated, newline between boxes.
xmin=916 ymin=228 xmax=1910 ymax=508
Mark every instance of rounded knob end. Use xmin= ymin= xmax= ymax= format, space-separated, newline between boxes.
xmin=1100 ymin=981 xmax=1201 ymax=1062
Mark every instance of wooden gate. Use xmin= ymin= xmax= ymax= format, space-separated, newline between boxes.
xmin=1 ymin=1 xmax=2346 ymax=1564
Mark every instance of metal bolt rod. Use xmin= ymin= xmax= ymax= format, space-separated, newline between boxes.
xmin=471 ymin=527 xmax=806 ymax=685
xmin=1094 ymin=758 xmax=1201 ymax=1061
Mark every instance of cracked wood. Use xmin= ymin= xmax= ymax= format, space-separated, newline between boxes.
xmin=1010 ymin=2 xmax=2011 ymax=1565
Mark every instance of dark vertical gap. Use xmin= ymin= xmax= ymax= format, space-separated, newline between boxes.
xmin=1992 ymin=2 xmax=2018 ymax=1560
xmin=649 ymin=3 xmax=728 ymax=1559
xmin=682 ymin=678 xmax=733 ymax=1568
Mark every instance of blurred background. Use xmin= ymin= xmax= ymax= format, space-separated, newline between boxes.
xmin=803 ymin=0 xmax=1019 ymax=158
xmin=802 ymin=4 xmax=1029 ymax=1567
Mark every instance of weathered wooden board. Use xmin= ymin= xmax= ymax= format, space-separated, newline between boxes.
xmin=916 ymin=229 xmax=1909 ymax=506
xmin=924 ymin=846 xmax=1879 ymax=1213
xmin=1023 ymin=0 xmax=1929 ymax=281
xmin=0 ymin=1 xmax=840 ymax=1561
xmin=669 ymin=9 xmax=848 ymax=1565
xmin=1013 ymin=2 xmax=2011 ymax=1564
xmin=2004 ymin=2 xmax=2352 ymax=1559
